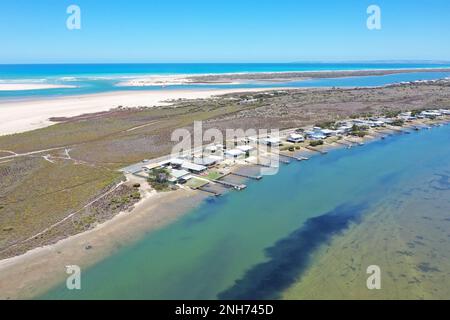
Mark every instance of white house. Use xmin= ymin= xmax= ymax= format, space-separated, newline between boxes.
xmin=143 ymin=162 xmax=162 ymax=172
xmin=337 ymin=124 xmax=353 ymax=134
xmin=287 ymin=133 xmax=305 ymax=143
xmin=180 ymin=161 xmax=207 ymax=173
xmin=225 ymin=149 xmax=245 ymax=159
xmin=421 ymin=110 xmax=442 ymax=118
xmin=320 ymin=129 xmax=338 ymax=137
xmin=261 ymin=137 xmax=282 ymax=146
xmin=168 ymin=169 xmax=191 ymax=183
xmin=236 ymin=145 xmax=255 ymax=154
xmin=193 ymin=156 xmax=221 ymax=167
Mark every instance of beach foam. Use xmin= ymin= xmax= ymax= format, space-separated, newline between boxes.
xmin=0 ymin=83 xmax=76 ymax=91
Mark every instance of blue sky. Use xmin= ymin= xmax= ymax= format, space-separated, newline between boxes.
xmin=1 ymin=0 xmax=449 ymax=63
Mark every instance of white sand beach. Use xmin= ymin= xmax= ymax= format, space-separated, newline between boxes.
xmin=116 ymin=75 xmax=195 ymax=87
xmin=0 ymin=88 xmax=272 ymax=136
xmin=116 ymin=74 xmax=242 ymax=87
xmin=0 ymin=83 xmax=76 ymax=91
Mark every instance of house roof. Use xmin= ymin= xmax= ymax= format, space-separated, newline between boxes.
xmin=169 ymin=158 xmax=185 ymax=165
xmin=237 ymin=145 xmax=254 ymax=152
xmin=225 ymin=149 xmax=245 ymax=156
xmin=288 ymin=133 xmax=304 ymax=139
xmin=143 ymin=163 xmax=161 ymax=170
xmin=263 ymin=137 xmax=281 ymax=144
xmin=193 ymin=157 xmax=219 ymax=166
xmin=170 ymin=169 xmax=190 ymax=179
xmin=181 ymin=161 xmax=207 ymax=172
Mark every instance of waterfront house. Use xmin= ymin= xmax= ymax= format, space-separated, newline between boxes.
xmin=180 ymin=161 xmax=208 ymax=173
xmin=225 ymin=149 xmax=245 ymax=159
xmin=287 ymin=133 xmax=305 ymax=143
xmin=367 ymin=119 xmax=386 ymax=127
xmin=194 ymin=156 xmax=219 ymax=167
xmin=421 ymin=110 xmax=442 ymax=118
xmin=143 ymin=162 xmax=162 ymax=172
xmin=337 ymin=124 xmax=353 ymax=134
xmin=305 ymin=127 xmax=329 ymax=140
xmin=168 ymin=169 xmax=191 ymax=184
xmin=236 ymin=145 xmax=254 ymax=157
xmin=236 ymin=145 xmax=254 ymax=152
xmin=261 ymin=137 xmax=282 ymax=146
xmin=163 ymin=158 xmax=207 ymax=173
xmin=320 ymin=129 xmax=338 ymax=137
xmin=305 ymin=130 xmax=326 ymax=140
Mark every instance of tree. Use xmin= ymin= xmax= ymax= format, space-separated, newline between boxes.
xmin=148 ymin=168 xmax=170 ymax=191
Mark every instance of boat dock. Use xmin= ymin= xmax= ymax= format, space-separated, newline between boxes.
xmin=198 ymin=186 xmax=222 ymax=197
xmin=228 ymin=172 xmax=262 ymax=180
xmin=279 ymin=152 xmax=308 ymax=161
xmin=305 ymin=146 xmax=328 ymax=154
xmin=387 ymin=126 xmax=406 ymax=134
xmin=245 ymin=159 xmax=272 ymax=168
xmin=342 ymin=138 xmax=364 ymax=146
xmin=334 ymin=140 xmax=353 ymax=148
xmin=213 ymin=179 xmax=247 ymax=190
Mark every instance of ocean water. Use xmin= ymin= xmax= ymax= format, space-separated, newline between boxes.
xmin=1 ymin=63 xmax=450 ymax=100
xmin=41 ymin=123 xmax=450 ymax=300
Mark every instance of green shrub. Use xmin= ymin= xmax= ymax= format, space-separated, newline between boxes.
xmin=390 ymin=119 xmax=405 ymax=127
xmin=310 ymin=140 xmax=324 ymax=147
xmin=148 ymin=168 xmax=170 ymax=191
xmin=314 ymin=121 xmax=335 ymax=129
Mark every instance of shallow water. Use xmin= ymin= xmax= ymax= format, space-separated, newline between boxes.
xmin=1 ymin=62 xmax=450 ymax=100
xmin=41 ymin=123 xmax=450 ymax=299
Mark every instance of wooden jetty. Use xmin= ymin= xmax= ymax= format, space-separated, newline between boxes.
xmin=245 ymin=159 xmax=271 ymax=168
xmin=198 ymin=187 xmax=222 ymax=197
xmin=387 ymin=126 xmax=406 ymax=133
xmin=228 ymin=172 xmax=262 ymax=180
xmin=279 ymin=152 xmax=308 ymax=161
xmin=342 ymin=138 xmax=364 ymax=146
xmin=305 ymin=146 xmax=328 ymax=154
xmin=334 ymin=140 xmax=353 ymax=148
xmin=213 ymin=179 xmax=247 ymax=190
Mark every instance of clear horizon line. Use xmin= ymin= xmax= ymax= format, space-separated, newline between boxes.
xmin=1 ymin=59 xmax=450 ymax=66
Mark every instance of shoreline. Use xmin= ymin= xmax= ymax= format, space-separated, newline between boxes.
xmin=0 ymin=88 xmax=280 ymax=136
xmin=0 ymin=187 xmax=207 ymax=300
xmin=0 ymin=84 xmax=76 ymax=91
xmin=116 ymin=67 xmax=450 ymax=87
xmin=1 ymin=67 xmax=449 ymax=136
xmin=0 ymin=116 xmax=448 ymax=299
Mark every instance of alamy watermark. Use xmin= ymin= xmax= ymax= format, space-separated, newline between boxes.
xmin=66 ymin=265 xmax=81 ymax=290
xmin=366 ymin=265 xmax=381 ymax=290
xmin=367 ymin=5 xmax=382 ymax=30
xmin=171 ymin=121 xmax=280 ymax=176
xmin=66 ymin=5 xmax=81 ymax=30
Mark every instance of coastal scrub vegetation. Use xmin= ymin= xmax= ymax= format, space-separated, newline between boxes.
xmin=314 ymin=121 xmax=336 ymax=129
xmin=147 ymin=168 xmax=171 ymax=191
xmin=390 ymin=119 xmax=405 ymax=127
xmin=309 ymin=140 xmax=324 ymax=147
xmin=350 ymin=124 xmax=369 ymax=137
xmin=1 ymin=82 xmax=449 ymax=259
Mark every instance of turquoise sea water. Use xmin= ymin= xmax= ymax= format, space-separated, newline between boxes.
xmin=1 ymin=63 xmax=450 ymax=100
xmin=41 ymin=124 xmax=450 ymax=299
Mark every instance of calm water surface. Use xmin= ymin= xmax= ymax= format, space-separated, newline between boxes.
xmin=41 ymin=124 xmax=450 ymax=299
